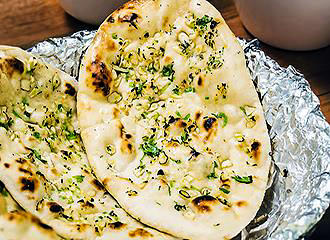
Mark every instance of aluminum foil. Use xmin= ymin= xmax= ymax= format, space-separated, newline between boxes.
xmin=29 ymin=31 xmax=330 ymax=240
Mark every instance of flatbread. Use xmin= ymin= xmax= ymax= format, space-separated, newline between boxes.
xmin=0 ymin=46 xmax=173 ymax=240
xmin=0 ymin=181 xmax=62 ymax=240
xmin=0 ymin=211 xmax=63 ymax=240
xmin=78 ymin=0 xmax=272 ymax=239
xmin=0 ymin=181 xmax=22 ymax=214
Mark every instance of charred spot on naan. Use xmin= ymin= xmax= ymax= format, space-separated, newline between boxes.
xmin=192 ymin=195 xmax=218 ymax=213
xmin=4 ymin=163 xmax=10 ymax=168
xmin=235 ymin=200 xmax=248 ymax=207
xmin=203 ymin=117 xmax=217 ymax=132
xmin=19 ymin=176 xmax=38 ymax=193
xmin=195 ymin=111 xmax=202 ymax=121
xmin=107 ymin=16 xmax=115 ymax=23
xmin=80 ymin=200 xmax=95 ymax=209
xmin=202 ymin=117 xmax=218 ymax=141
xmin=86 ymin=59 xmax=112 ymax=96
xmin=18 ymin=167 xmax=33 ymax=176
xmin=91 ymin=179 xmax=105 ymax=191
xmin=197 ymin=75 xmax=204 ymax=87
xmin=96 ymin=30 xmax=118 ymax=52
xmin=250 ymin=141 xmax=261 ymax=162
xmin=102 ymin=177 xmax=110 ymax=186
xmin=125 ymin=133 xmax=133 ymax=139
xmin=27 ymin=213 xmax=53 ymax=230
xmin=118 ymin=12 xmax=140 ymax=29
xmin=76 ymin=224 xmax=89 ymax=232
xmin=176 ymin=119 xmax=187 ymax=128
xmin=0 ymin=57 xmax=24 ymax=77
xmin=162 ymin=16 xmax=170 ymax=28
xmin=113 ymin=107 xmax=120 ymax=118
xmin=164 ymin=56 xmax=173 ymax=64
xmin=64 ymin=83 xmax=76 ymax=97
xmin=121 ymin=140 xmax=135 ymax=155
xmin=16 ymin=158 xmax=27 ymax=164
xmin=118 ymin=123 xmax=135 ymax=155
xmin=7 ymin=211 xmax=53 ymax=231
xmin=47 ymin=202 xmax=64 ymax=213
xmin=108 ymin=221 xmax=127 ymax=230
xmin=129 ymin=228 xmax=153 ymax=238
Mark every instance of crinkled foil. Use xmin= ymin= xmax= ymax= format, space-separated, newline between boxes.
xmin=29 ymin=31 xmax=330 ymax=240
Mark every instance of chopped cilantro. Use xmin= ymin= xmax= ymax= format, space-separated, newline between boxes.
xmin=196 ymin=15 xmax=212 ymax=28
xmin=176 ymin=111 xmax=182 ymax=118
xmin=232 ymin=175 xmax=253 ymax=184
xmin=131 ymin=82 xmax=144 ymax=96
xmin=12 ymin=110 xmax=21 ymax=119
xmin=219 ymin=187 xmax=230 ymax=194
xmin=32 ymin=132 xmax=41 ymax=140
xmin=205 ymin=96 xmax=210 ymax=100
xmin=32 ymin=149 xmax=47 ymax=164
xmin=174 ymin=202 xmax=186 ymax=211
xmin=112 ymin=33 xmax=118 ymax=39
xmin=161 ymin=64 xmax=175 ymax=81
xmin=212 ymin=112 xmax=228 ymax=127
xmin=141 ymin=136 xmax=161 ymax=158
xmin=22 ymin=97 xmax=29 ymax=106
xmin=58 ymin=104 xmax=64 ymax=112
xmin=176 ymin=111 xmax=190 ymax=121
xmin=184 ymin=87 xmax=195 ymax=93
xmin=73 ymin=175 xmax=85 ymax=183
xmin=66 ymin=131 xmax=77 ymax=141
xmin=172 ymin=85 xmax=180 ymax=95
xmin=183 ymin=113 xmax=190 ymax=121
xmin=181 ymin=130 xmax=189 ymax=143
xmin=207 ymin=172 xmax=217 ymax=179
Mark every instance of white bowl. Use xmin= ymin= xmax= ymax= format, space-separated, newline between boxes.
xmin=59 ymin=0 xmax=127 ymax=25
xmin=234 ymin=0 xmax=330 ymax=50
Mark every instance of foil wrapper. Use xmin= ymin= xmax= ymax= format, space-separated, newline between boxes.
xmin=29 ymin=31 xmax=330 ymax=240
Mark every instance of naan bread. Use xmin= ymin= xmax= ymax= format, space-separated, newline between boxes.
xmin=0 ymin=181 xmax=62 ymax=240
xmin=0 ymin=46 xmax=173 ymax=240
xmin=78 ymin=0 xmax=271 ymax=239
xmin=0 ymin=181 xmax=22 ymax=214
xmin=0 ymin=210 xmax=62 ymax=240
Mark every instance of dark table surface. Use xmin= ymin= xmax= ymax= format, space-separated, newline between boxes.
xmin=0 ymin=0 xmax=329 ymax=239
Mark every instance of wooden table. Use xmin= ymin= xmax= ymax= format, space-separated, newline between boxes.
xmin=0 ymin=0 xmax=329 ymax=238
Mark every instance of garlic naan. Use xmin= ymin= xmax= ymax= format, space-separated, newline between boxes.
xmin=0 ymin=46 xmax=173 ymax=240
xmin=78 ymin=0 xmax=272 ymax=239
xmin=0 ymin=180 xmax=62 ymax=240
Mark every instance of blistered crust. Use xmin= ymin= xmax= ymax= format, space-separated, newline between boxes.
xmin=78 ymin=0 xmax=272 ymax=239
